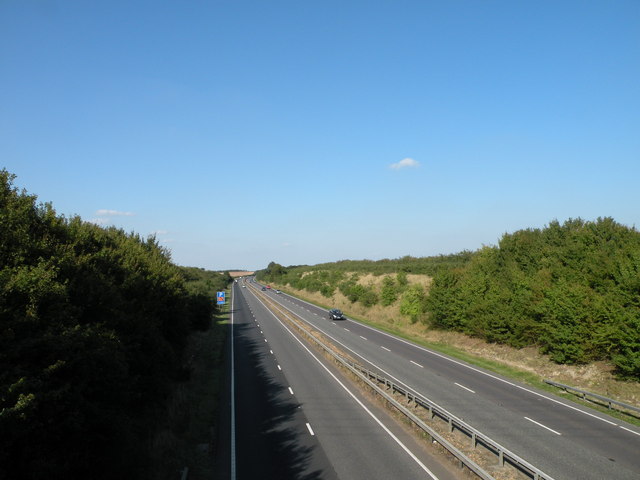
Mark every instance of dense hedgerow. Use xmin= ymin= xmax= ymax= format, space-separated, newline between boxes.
xmin=426 ymin=218 xmax=640 ymax=379
xmin=0 ymin=170 xmax=228 ymax=479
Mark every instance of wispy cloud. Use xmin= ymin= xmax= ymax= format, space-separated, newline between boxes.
xmin=89 ymin=218 xmax=110 ymax=225
xmin=389 ymin=158 xmax=420 ymax=170
xmin=96 ymin=209 xmax=135 ymax=216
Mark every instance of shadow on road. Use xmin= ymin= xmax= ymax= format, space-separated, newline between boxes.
xmin=222 ymin=312 xmax=332 ymax=480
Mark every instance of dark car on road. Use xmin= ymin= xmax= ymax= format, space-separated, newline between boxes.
xmin=328 ymin=309 xmax=344 ymax=320
xmin=261 ymin=287 xmax=266 ymax=291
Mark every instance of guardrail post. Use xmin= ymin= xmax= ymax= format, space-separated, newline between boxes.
xmin=448 ymin=418 xmax=453 ymax=433
xmin=498 ymin=449 xmax=504 ymax=466
xmin=471 ymin=432 xmax=476 ymax=449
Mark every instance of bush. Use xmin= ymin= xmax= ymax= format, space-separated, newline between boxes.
xmin=380 ymin=276 xmax=399 ymax=306
xmin=400 ymin=285 xmax=426 ymax=324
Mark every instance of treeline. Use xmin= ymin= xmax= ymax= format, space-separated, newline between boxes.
xmin=258 ymin=257 xmax=454 ymax=321
xmin=178 ymin=266 xmax=231 ymax=297
xmin=177 ymin=266 xmax=231 ymax=331
xmin=0 ymin=170 xmax=229 ymax=480
xmin=427 ymin=218 xmax=640 ymax=379
xmin=293 ymin=252 xmax=473 ymax=276
xmin=259 ymin=218 xmax=640 ymax=380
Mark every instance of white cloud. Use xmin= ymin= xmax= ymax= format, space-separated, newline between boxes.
xmin=96 ymin=209 xmax=135 ymax=216
xmin=389 ymin=158 xmax=420 ymax=170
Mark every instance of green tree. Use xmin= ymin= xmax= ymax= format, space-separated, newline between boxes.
xmin=380 ymin=276 xmax=398 ymax=306
xmin=400 ymin=285 xmax=427 ymax=324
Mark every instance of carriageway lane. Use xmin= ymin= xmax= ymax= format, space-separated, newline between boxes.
xmin=217 ymin=282 xmax=334 ymax=480
xmin=258 ymin=284 xmax=640 ymax=480
xmin=238 ymin=284 xmax=463 ymax=480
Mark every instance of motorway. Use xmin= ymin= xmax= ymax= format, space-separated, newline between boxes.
xmin=216 ymin=281 xmax=464 ymax=480
xmin=249 ymin=280 xmax=640 ymax=480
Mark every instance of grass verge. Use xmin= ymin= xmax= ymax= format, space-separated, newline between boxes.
xmin=151 ymin=289 xmax=230 ymax=480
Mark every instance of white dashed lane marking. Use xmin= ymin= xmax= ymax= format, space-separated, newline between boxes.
xmin=524 ymin=417 xmax=561 ymax=435
xmin=455 ymin=383 xmax=475 ymax=394
xmin=306 ymin=423 xmax=315 ymax=436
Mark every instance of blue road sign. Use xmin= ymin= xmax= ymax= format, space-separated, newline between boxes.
xmin=216 ymin=291 xmax=225 ymax=305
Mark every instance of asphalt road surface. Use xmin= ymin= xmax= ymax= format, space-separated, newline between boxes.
xmin=254 ymin=282 xmax=640 ymax=480
xmin=216 ymin=282 xmax=464 ymax=480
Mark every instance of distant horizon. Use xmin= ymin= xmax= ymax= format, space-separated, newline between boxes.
xmin=193 ymin=215 xmax=638 ymax=272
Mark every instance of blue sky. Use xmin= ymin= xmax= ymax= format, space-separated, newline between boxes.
xmin=2 ymin=1 xmax=639 ymax=270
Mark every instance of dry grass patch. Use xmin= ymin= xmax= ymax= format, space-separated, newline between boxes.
xmin=349 ymin=272 xmax=433 ymax=290
xmin=229 ymin=271 xmax=254 ymax=277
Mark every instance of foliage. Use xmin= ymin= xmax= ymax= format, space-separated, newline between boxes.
xmin=0 ymin=170 xmax=222 ymax=479
xmin=302 ymin=253 xmax=473 ymax=276
xmin=178 ymin=266 xmax=231 ymax=297
xmin=256 ymin=253 xmax=472 ymax=309
xmin=256 ymin=217 xmax=640 ymax=379
xmin=256 ymin=261 xmax=287 ymax=281
xmin=399 ymin=285 xmax=427 ymax=323
xmin=380 ymin=276 xmax=399 ymax=306
xmin=426 ymin=218 xmax=640 ymax=379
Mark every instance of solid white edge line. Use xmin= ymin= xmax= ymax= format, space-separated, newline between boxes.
xmin=619 ymin=426 xmax=640 ymax=436
xmin=455 ymin=383 xmax=476 ymax=394
xmin=282 ymin=293 xmax=620 ymax=427
xmin=230 ymin=284 xmax=236 ymax=480
xmin=251 ymin=291 xmax=440 ymax=480
xmin=351 ymin=318 xmax=619 ymax=426
xmin=524 ymin=417 xmax=562 ymax=435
